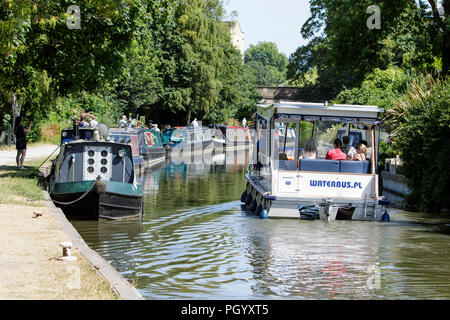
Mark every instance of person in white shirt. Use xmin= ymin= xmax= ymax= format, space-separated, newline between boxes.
xmin=118 ymin=115 xmax=127 ymax=128
xmin=89 ymin=116 xmax=98 ymax=128
xmin=341 ymin=136 xmax=357 ymax=160
xmin=242 ymin=118 xmax=247 ymax=127
xmin=191 ymin=118 xmax=199 ymax=127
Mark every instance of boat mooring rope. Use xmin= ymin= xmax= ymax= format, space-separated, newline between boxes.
xmin=50 ymin=179 xmax=98 ymax=206
xmin=27 ymin=144 xmax=61 ymax=177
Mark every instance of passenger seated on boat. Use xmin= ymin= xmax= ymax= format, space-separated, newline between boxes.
xmin=349 ymin=143 xmax=367 ymax=161
xmin=325 ymin=139 xmax=346 ymax=161
xmin=298 ymin=138 xmax=317 ymax=168
xmin=341 ymin=136 xmax=357 ymax=160
xmin=360 ymin=140 xmax=372 ymax=159
xmin=301 ymin=139 xmax=317 ymax=159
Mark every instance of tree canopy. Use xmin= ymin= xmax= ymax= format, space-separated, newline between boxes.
xmin=0 ymin=0 xmax=259 ymax=137
xmin=244 ymin=41 xmax=288 ymax=86
xmin=287 ymin=0 xmax=446 ymax=100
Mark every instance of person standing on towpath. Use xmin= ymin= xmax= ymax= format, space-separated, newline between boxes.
xmin=14 ymin=116 xmax=32 ymax=169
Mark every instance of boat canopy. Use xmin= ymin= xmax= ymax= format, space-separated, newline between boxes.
xmin=257 ymin=102 xmax=383 ymax=125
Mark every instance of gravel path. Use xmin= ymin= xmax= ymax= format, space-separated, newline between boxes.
xmin=0 ymin=144 xmax=59 ymax=166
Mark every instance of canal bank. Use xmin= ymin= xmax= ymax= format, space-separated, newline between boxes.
xmin=0 ymin=154 xmax=143 ymax=299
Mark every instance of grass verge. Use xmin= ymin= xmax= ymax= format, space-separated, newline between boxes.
xmin=0 ymin=157 xmax=122 ymax=300
xmin=0 ymin=158 xmax=49 ymax=207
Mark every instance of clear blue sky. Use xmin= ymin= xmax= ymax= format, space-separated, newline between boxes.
xmin=223 ymin=0 xmax=312 ymax=57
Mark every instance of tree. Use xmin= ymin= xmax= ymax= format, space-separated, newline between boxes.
xmin=138 ymin=0 xmax=258 ymax=125
xmin=386 ymin=75 xmax=450 ymax=212
xmin=287 ymin=0 xmax=441 ymax=100
xmin=0 ymin=0 xmax=144 ymax=138
xmin=244 ymin=42 xmax=288 ymax=86
xmin=427 ymin=0 xmax=450 ymax=75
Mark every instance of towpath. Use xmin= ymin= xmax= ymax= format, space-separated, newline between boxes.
xmin=0 ymin=143 xmax=58 ymax=166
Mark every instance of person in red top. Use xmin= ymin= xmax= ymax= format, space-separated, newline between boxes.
xmin=325 ymin=139 xmax=347 ymax=160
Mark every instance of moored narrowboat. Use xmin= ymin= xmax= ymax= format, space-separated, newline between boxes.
xmin=162 ymin=126 xmax=213 ymax=155
xmin=49 ymin=138 xmax=144 ymax=220
xmin=212 ymin=124 xmax=253 ymax=151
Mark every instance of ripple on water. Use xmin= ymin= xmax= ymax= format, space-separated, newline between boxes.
xmin=71 ymin=162 xmax=450 ymax=299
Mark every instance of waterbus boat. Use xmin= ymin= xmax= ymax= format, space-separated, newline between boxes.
xmin=108 ymin=127 xmax=166 ymax=166
xmin=212 ymin=124 xmax=252 ymax=151
xmin=162 ymin=126 xmax=213 ymax=155
xmin=49 ymin=125 xmax=144 ymax=220
xmin=241 ymin=101 xmax=390 ymax=221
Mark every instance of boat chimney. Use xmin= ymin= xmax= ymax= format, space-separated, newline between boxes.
xmin=73 ymin=120 xmax=80 ymax=140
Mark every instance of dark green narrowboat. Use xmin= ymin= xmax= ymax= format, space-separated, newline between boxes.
xmin=49 ymin=140 xmax=144 ymax=220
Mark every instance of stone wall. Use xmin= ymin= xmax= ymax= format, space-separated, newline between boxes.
xmin=381 ymin=157 xmax=410 ymax=208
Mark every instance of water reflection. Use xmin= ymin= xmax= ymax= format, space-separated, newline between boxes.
xmin=72 ymin=150 xmax=450 ymax=300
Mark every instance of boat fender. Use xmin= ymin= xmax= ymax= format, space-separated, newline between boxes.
xmin=382 ymin=210 xmax=390 ymax=222
xmin=95 ymin=180 xmax=107 ymax=194
xmin=245 ymin=194 xmax=252 ymax=205
xmin=250 ymin=199 xmax=257 ymax=212
xmin=261 ymin=209 xmax=269 ymax=219
xmin=241 ymin=191 xmax=247 ymax=203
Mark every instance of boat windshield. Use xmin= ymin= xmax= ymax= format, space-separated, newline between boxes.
xmin=171 ymin=129 xmax=188 ymax=143
xmin=271 ymin=117 xmax=379 ymax=170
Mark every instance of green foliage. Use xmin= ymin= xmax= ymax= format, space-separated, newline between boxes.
xmin=0 ymin=0 xmax=260 ymax=139
xmin=0 ymin=0 xmax=143 ymax=140
xmin=386 ymin=75 xmax=450 ymax=212
xmin=333 ymin=66 xmax=413 ymax=111
xmin=244 ymin=42 xmax=288 ymax=86
xmin=287 ymin=0 xmax=441 ymax=100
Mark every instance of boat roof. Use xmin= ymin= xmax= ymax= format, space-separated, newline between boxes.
xmin=215 ymin=124 xmax=248 ymax=129
xmin=63 ymin=126 xmax=95 ymax=131
xmin=257 ymin=101 xmax=384 ymax=120
xmin=109 ymin=127 xmax=142 ymax=133
xmin=64 ymin=139 xmax=132 ymax=148
xmin=172 ymin=126 xmax=210 ymax=132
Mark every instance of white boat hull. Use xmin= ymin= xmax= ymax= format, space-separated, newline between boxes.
xmin=243 ymin=174 xmax=386 ymax=222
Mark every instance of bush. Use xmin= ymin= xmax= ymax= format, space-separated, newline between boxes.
xmin=386 ymin=74 xmax=450 ymax=212
xmin=39 ymin=92 xmax=124 ymax=143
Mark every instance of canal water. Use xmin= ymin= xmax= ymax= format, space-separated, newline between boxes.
xmin=71 ymin=150 xmax=450 ymax=300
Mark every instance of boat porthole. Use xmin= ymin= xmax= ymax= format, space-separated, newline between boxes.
xmin=88 ymin=158 xmax=95 ymax=165
xmin=101 ymin=150 xmax=108 ymax=157
xmin=88 ymin=150 xmax=95 ymax=157
xmin=101 ymin=158 xmax=108 ymax=165
xmin=87 ymin=166 xmax=94 ymax=173
xmin=100 ymin=167 xmax=108 ymax=174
